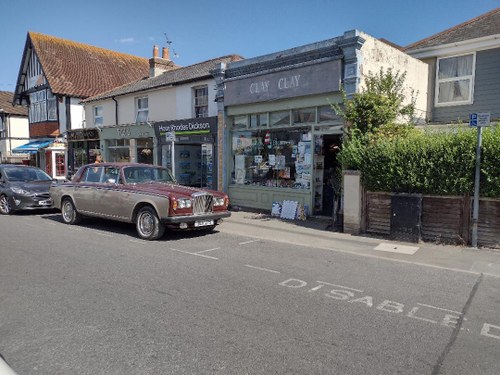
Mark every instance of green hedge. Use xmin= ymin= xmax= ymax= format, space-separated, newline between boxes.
xmin=339 ymin=124 xmax=500 ymax=197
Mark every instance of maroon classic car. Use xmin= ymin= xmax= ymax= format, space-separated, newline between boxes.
xmin=50 ymin=163 xmax=231 ymax=240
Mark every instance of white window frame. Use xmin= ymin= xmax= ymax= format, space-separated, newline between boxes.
xmin=135 ymin=97 xmax=149 ymax=123
xmin=193 ymin=86 xmax=208 ymax=118
xmin=435 ymin=52 xmax=476 ymax=107
xmin=47 ymin=90 xmax=57 ymax=121
xmin=94 ymin=105 xmax=103 ymax=126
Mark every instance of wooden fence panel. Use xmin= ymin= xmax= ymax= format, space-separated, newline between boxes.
xmin=478 ymin=199 xmax=500 ymax=249
xmin=421 ymin=196 xmax=469 ymax=245
xmin=365 ymin=192 xmax=391 ymax=235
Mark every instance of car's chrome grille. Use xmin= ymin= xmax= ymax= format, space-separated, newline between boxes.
xmin=192 ymin=193 xmax=213 ymax=214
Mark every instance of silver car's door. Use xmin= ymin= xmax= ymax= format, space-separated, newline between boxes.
xmin=75 ymin=166 xmax=104 ymax=214
xmin=93 ymin=167 xmax=132 ymax=221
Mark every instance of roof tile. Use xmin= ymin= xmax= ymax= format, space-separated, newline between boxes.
xmin=29 ymin=32 xmax=154 ymax=98
xmin=406 ymin=8 xmax=500 ymax=51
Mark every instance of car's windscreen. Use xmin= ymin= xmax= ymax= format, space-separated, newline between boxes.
xmin=123 ymin=167 xmax=175 ymax=184
xmin=4 ymin=167 xmax=52 ymax=182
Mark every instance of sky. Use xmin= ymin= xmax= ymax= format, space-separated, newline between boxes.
xmin=0 ymin=0 xmax=499 ymax=92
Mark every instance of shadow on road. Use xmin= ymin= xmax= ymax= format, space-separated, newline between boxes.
xmin=39 ymin=212 xmax=220 ymax=241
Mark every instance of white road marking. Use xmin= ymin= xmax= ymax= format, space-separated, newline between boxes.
xmin=417 ymin=303 xmax=462 ymax=315
xmin=45 ymin=222 xmax=56 ymax=226
xmin=239 ymin=240 xmax=260 ymax=245
xmin=471 ymin=261 xmax=500 ymax=277
xmin=481 ymin=323 xmax=500 ymax=340
xmin=169 ymin=248 xmax=218 ymax=260
xmin=129 ymin=239 xmax=146 ymax=244
xmin=317 ymin=280 xmax=364 ymax=293
xmin=95 ymin=231 xmax=114 ymax=238
xmin=374 ymin=242 xmax=419 ymax=255
xmin=244 ymin=265 xmax=280 ymax=274
xmin=196 ymin=247 xmax=221 ymax=254
xmin=66 ymin=226 xmax=82 ymax=231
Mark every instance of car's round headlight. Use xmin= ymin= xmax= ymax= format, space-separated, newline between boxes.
xmin=214 ymin=197 xmax=225 ymax=206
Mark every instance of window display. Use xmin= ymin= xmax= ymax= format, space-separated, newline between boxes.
xmin=231 ymin=128 xmax=311 ymax=189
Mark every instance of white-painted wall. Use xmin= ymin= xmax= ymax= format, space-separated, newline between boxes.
xmin=360 ymin=32 xmax=429 ymax=123
xmin=84 ymin=78 xmax=219 ymax=126
xmin=0 ymin=115 xmax=29 ymax=161
xmin=70 ymin=98 xmax=85 ymax=130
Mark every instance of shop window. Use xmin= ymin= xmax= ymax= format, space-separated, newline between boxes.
xmin=293 ymin=108 xmax=316 ymax=124
xmin=194 ymin=86 xmax=208 ymax=118
xmin=233 ymin=115 xmax=248 ymax=129
xmin=94 ymin=106 xmax=103 ymax=126
xmin=55 ymin=152 xmax=65 ymax=177
xmin=319 ymin=105 xmax=340 ymax=122
xmin=250 ymin=113 xmax=268 ymax=128
xmin=107 ymin=139 xmax=130 ymax=162
xmin=270 ymin=111 xmax=291 ymax=127
xmin=136 ymin=97 xmax=149 ymax=123
xmin=231 ymin=128 xmax=311 ymax=189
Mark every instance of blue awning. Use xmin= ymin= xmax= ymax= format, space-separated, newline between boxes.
xmin=12 ymin=139 xmax=53 ymax=154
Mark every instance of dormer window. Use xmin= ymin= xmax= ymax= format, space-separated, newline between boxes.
xmin=136 ymin=97 xmax=149 ymax=123
xmin=435 ymin=53 xmax=475 ymax=106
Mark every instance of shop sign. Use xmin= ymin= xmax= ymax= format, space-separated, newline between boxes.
xmin=67 ymin=128 xmax=99 ymax=141
xmin=155 ymin=116 xmax=217 ymax=141
xmin=224 ymin=60 xmax=341 ymax=106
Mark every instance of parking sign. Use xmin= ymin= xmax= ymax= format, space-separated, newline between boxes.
xmin=470 ymin=112 xmax=490 ymax=127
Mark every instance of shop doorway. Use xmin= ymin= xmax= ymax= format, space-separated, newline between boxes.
xmin=314 ymin=134 xmax=342 ymax=218
xmin=162 ymin=143 xmax=214 ymax=189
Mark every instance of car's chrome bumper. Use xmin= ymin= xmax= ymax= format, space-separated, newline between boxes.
xmin=162 ymin=211 xmax=231 ymax=224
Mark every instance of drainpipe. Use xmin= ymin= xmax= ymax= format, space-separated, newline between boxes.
xmin=112 ymin=96 xmax=119 ymax=125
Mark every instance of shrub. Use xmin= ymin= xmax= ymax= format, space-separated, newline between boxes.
xmin=340 ymin=124 xmax=500 ymax=197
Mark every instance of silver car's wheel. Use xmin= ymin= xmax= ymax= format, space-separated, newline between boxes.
xmin=136 ymin=206 xmax=165 ymax=241
xmin=0 ymin=195 xmax=12 ymax=215
xmin=0 ymin=194 xmax=12 ymax=215
xmin=61 ymin=198 xmax=81 ymax=225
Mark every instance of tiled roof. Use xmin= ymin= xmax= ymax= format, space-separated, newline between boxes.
xmin=83 ymin=54 xmax=243 ymax=103
xmin=27 ymin=32 xmax=153 ymax=98
xmin=406 ymin=8 xmax=500 ymax=51
xmin=0 ymin=91 xmax=28 ymax=116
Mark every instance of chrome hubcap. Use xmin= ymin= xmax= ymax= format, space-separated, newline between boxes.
xmin=139 ymin=212 xmax=154 ymax=235
xmin=62 ymin=202 xmax=74 ymax=222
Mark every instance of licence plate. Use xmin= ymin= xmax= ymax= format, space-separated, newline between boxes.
xmin=38 ymin=199 xmax=52 ymax=206
xmin=194 ymin=219 xmax=214 ymax=227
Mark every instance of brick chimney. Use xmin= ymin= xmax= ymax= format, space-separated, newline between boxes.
xmin=149 ymin=45 xmax=173 ymax=77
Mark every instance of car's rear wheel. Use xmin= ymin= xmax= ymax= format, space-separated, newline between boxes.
xmin=136 ymin=206 xmax=165 ymax=241
xmin=0 ymin=195 xmax=12 ymax=215
xmin=61 ymin=197 xmax=81 ymax=225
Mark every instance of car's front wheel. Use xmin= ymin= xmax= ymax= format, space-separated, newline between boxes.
xmin=136 ymin=206 xmax=165 ymax=241
xmin=0 ymin=194 xmax=12 ymax=215
xmin=61 ymin=197 xmax=81 ymax=225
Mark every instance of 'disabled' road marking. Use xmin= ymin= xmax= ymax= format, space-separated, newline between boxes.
xmin=374 ymin=243 xmax=419 ymax=255
xmin=244 ymin=265 xmax=280 ymax=274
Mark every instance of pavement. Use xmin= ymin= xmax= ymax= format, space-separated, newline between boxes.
xmin=221 ymin=209 xmax=500 ymax=278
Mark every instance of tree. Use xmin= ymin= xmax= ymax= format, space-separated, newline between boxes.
xmin=333 ymin=68 xmax=417 ymax=136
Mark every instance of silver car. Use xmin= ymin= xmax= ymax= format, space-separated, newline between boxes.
xmin=50 ymin=162 xmax=231 ymax=240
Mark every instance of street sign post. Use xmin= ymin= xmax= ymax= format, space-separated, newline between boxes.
xmin=469 ymin=113 xmax=491 ymax=248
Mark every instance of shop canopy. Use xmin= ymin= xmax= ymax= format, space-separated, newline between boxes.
xmin=12 ymin=139 xmax=53 ymax=154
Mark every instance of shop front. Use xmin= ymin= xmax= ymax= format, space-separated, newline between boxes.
xmin=100 ymin=123 xmax=156 ymax=165
xmin=155 ymin=117 xmax=217 ymax=189
xmin=66 ymin=128 xmax=100 ymax=175
xmin=224 ymin=57 xmax=345 ymax=217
